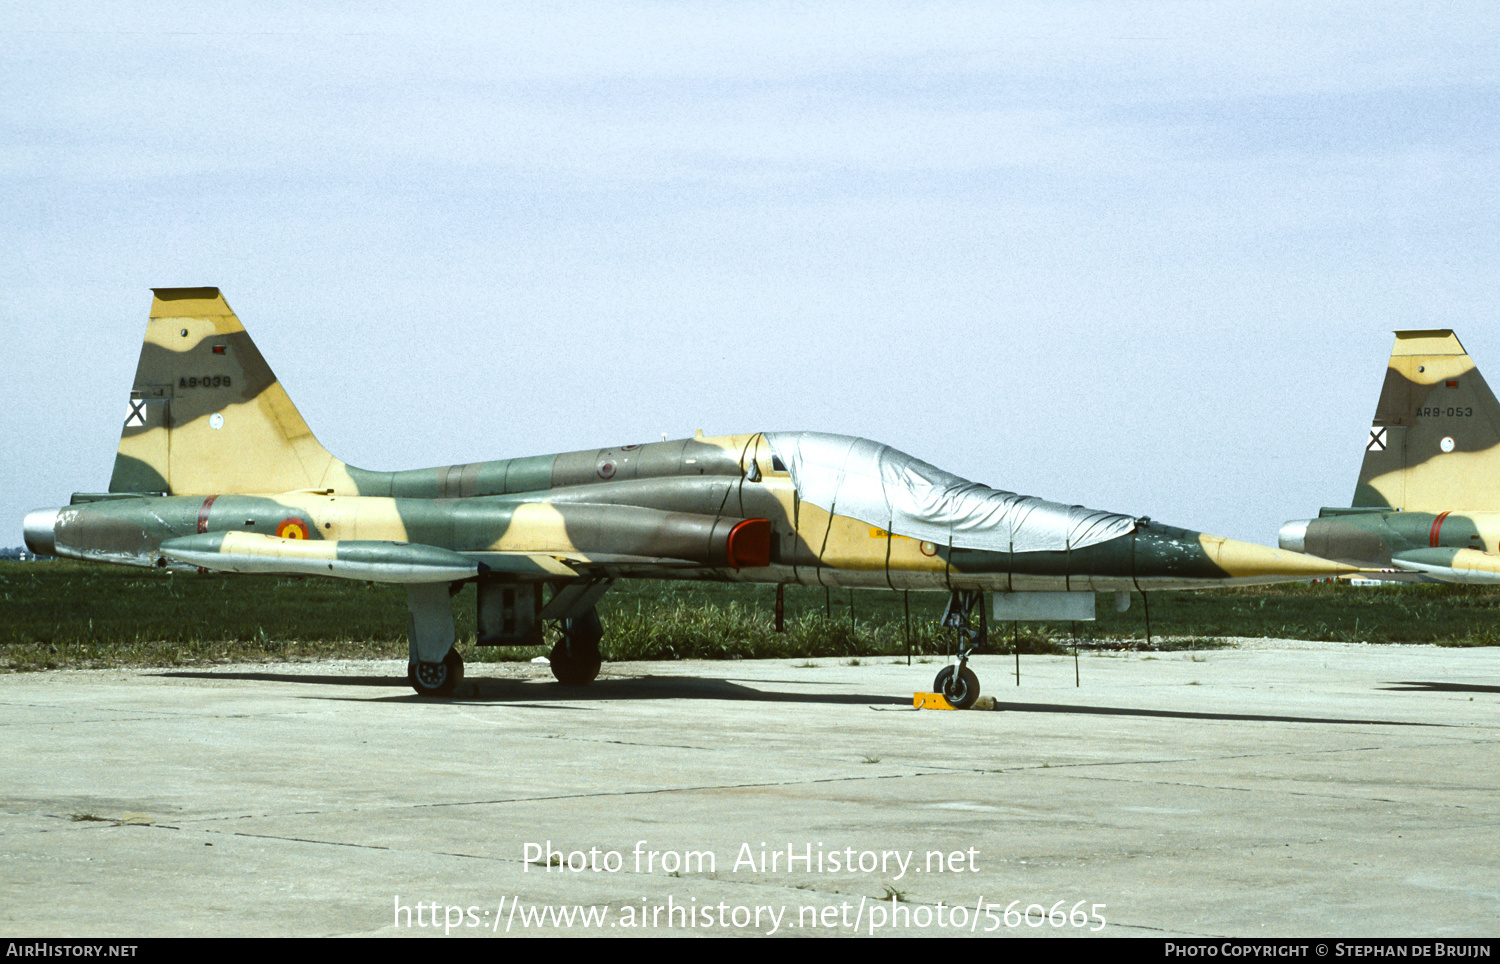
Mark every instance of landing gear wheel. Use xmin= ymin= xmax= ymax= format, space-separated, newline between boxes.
xmin=409 ymin=648 xmax=464 ymax=697
xmin=550 ymin=611 xmax=603 ymax=686
xmin=934 ymin=664 xmax=980 ymax=710
xmin=549 ymin=636 xmax=601 ymax=686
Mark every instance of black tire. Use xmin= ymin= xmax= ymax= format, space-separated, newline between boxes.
xmin=550 ymin=610 xmax=603 ymax=686
xmin=934 ymin=664 xmax=980 ymax=710
xmin=409 ymin=648 xmax=464 ymax=697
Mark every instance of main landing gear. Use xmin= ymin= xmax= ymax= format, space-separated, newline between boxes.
xmin=406 ymin=576 xmax=613 ymax=696
xmin=409 ymin=648 xmax=465 ymax=698
xmin=935 ymin=589 xmax=985 ymax=709
xmin=549 ymin=609 xmax=603 ymax=686
xmin=407 ymin=582 xmax=465 ymax=698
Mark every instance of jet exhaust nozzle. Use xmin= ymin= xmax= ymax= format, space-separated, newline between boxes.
xmin=22 ymin=508 xmax=59 ymax=557
xmin=1277 ymin=519 xmax=1310 ymax=553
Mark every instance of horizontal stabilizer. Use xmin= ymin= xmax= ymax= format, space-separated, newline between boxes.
xmin=1391 ymin=547 xmax=1500 ymax=584
xmin=160 ymin=532 xmax=479 ymax=583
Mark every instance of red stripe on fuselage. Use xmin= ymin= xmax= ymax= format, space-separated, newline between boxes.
xmin=198 ymin=495 xmax=218 ymax=534
xmin=1430 ymin=511 xmax=1452 ymax=548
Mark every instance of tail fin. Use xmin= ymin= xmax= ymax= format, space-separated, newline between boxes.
xmin=108 ymin=288 xmax=348 ymax=496
xmin=1353 ymin=330 xmax=1500 ymax=511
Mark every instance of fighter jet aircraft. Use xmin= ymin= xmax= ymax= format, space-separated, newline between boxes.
xmin=1279 ymin=329 xmax=1500 ymax=584
xmin=25 ymin=288 xmax=1355 ymax=703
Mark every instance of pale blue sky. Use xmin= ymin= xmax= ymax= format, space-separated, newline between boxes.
xmin=4 ymin=2 xmax=1498 ymax=545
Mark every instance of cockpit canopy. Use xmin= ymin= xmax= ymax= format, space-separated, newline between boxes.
xmin=762 ymin=432 xmax=1136 ymax=554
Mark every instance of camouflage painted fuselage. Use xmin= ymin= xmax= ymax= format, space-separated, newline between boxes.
xmin=52 ymin=428 xmax=1346 ymax=592
xmin=28 ymin=288 xmax=1353 ymax=596
xmin=1282 ymin=507 xmax=1500 ymax=584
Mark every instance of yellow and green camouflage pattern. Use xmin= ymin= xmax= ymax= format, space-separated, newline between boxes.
xmin=1354 ymin=329 xmax=1500 ymax=512
xmin=1280 ymin=330 xmax=1500 ymax=583
xmin=25 ymin=287 xmax=1353 ymax=592
xmin=23 ymin=288 xmax=1364 ymax=696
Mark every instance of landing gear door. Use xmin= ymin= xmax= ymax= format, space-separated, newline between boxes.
xmin=476 ymin=581 xmax=545 ymax=647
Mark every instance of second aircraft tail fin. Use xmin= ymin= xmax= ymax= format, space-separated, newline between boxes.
xmin=1353 ymin=329 xmax=1500 ymax=511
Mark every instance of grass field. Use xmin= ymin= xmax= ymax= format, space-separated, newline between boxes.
xmin=1 ymin=561 xmax=1496 ymax=671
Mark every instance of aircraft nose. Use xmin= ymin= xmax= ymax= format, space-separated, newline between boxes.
xmin=23 ymin=508 xmax=59 ymax=557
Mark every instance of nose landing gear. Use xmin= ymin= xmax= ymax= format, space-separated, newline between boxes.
xmin=935 ymin=589 xmax=985 ymax=709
